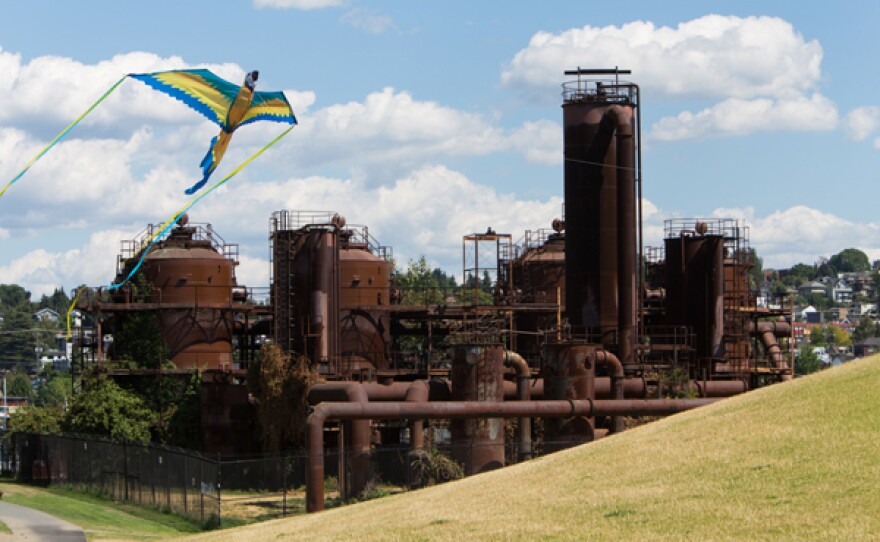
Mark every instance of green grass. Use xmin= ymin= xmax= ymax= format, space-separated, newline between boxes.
xmin=181 ymin=356 xmax=880 ymax=541
xmin=0 ymin=518 xmax=10 ymax=534
xmin=0 ymin=482 xmax=203 ymax=540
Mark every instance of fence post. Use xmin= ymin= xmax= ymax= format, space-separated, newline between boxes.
xmin=199 ymin=458 xmax=204 ymax=525
xmin=183 ymin=452 xmax=188 ymax=516
xmin=282 ymin=455 xmax=287 ymax=517
xmin=216 ymin=454 xmax=222 ymax=528
xmin=166 ymin=449 xmax=171 ymax=512
xmin=123 ymin=439 xmax=129 ymax=501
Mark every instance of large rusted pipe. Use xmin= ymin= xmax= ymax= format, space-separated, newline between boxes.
xmin=606 ymin=106 xmax=637 ymax=370
xmin=305 ymin=398 xmax=717 ymax=512
xmin=404 ymin=381 xmax=428 ymax=451
xmin=504 ymin=350 xmax=532 ymax=460
xmin=500 ymin=377 xmax=646 ymax=400
xmin=593 ymin=350 xmax=625 ymax=434
xmin=304 ymin=382 xmax=371 ymax=500
xmin=451 ymin=345 xmax=505 ymax=475
xmin=749 ymin=321 xmax=792 ymax=376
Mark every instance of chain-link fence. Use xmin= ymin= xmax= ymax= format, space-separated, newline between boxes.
xmin=11 ymin=433 xmax=221 ymax=527
xmin=8 ymin=431 xmax=584 ymax=525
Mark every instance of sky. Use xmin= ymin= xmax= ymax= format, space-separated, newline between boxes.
xmin=1 ymin=1 xmax=880 ymax=297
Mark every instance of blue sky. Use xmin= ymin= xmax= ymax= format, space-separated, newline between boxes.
xmin=1 ymin=1 xmax=880 ymax=296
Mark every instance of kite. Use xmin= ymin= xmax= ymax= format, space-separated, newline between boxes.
xmin=129 ymin=69 xmax=297 ymax=194
xmin=1 ymin=68 xmax=297 ymax=198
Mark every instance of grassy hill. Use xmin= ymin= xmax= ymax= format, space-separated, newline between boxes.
xmin=186 ymin=356 xmax=880 ymax=541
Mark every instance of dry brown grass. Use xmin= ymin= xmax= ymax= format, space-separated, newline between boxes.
xmin=183 ymin=356 xmax=880 ymax=541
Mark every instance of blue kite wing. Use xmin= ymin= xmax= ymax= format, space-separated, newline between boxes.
xmin=129 ymin=69 xmax=241 ymax=127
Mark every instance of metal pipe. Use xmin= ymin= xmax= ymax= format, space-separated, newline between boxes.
xmin=592 ymin=350 xmax=625 ymax=433
xmin=306 ymin=398 xmax=717 ymax=512
xmin=304 ymin=382 xmax=371 ymax=500
xmin=605 ymin=106 xmax=637 ymax=370
xmin=748 ymin=321 xmax=791 ymax=375
xmin=504 ymin=351 xmax=532 ymax=460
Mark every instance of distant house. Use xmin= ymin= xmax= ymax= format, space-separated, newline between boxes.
xmin=798 ymin=281 xmax=828 ymax=299
xmin=34 ymin=308 xmax=60 ymax=323
xmin=792 ymin=322 xmax=808 ymax=343
xmin=829 ymin=280 xmax=853 ymax=305
xmin=853 ymin=302 xmax=877 ymax=316
xmin=826 ymin=306 xmax=850 ymax=323
xmin=854 ymin=337 xmax=880 ymax=358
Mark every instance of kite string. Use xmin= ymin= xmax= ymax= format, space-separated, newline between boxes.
xmin=65 ymin=123 xmax=297 ymax=339
xmin=0 ymin=75 xmax=128 ymax=199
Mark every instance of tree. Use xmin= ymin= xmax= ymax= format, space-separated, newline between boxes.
xmin=34 ymin=370 xmax=71 ymax=409
xmin=0 ymin=307 xmax=40 ymax=368
xmin=795 ymin=349 xmax=822 ymax=376
xmin=396 ymin=256 xmax=452 ymax=306
xmin=0 ymin=284 xmax=31 ymax=309
xmin=807 ymin=292 xmax=829 ymax=311
xmin=63 ymin=375 xmax=152 ymax=442
xmin=8 ymin=367 xmax=34 ymax=400
xmin=112 ymin=311 xmax=168 ymax=368
xmin=809 ymin=325 xmax=851 ymax=348
xmin=7 ymin=406 xmax=64 ymax=435
xmin=829 ymin=248 xmax=871 ymax=274
xmin=780 ymin=263 xmax=816 ymax=287
xmin=248 ymin=343 xmax=318 ymax=452
xmin=853 ymin=318 xmax=879 ymax=343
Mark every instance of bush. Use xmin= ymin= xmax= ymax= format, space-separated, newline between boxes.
xmin=409 ymin=448 xmax=464 ymax=487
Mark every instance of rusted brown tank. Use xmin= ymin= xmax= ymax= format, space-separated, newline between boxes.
xmin=562 ymin=73 xmax=637 ymax=367
xmin=541 ymin=343 xmax=595 ymax=451
xmin=450 ymin=344 xmax=505 ymax=474
xmin=513 ymin=231 xmax=566 ymax=304
xmin=270 ymin=211 xmax=392 ymax=375
xmin=664 ymin=233 xmax=725 ymax=364
xmin=338 ymin=239 xmax=392 ymax=371
xmin=139 ymin=226 xmax=235 ymax=370
xmin=511 ymin=230 xmax=566 ymax=359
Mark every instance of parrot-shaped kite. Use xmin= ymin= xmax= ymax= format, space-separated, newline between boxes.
xmin=129 ymin=69 xmax=297 ymax=194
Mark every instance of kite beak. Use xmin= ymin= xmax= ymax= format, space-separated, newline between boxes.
xmin=245 ymin=70 xmax=259 ymax=90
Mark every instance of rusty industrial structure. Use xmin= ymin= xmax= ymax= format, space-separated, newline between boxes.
xmin=73 ymin=68 xmax=794 ymax=510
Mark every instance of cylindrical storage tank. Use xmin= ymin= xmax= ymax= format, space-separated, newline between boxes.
xmin=664 ymin=234 xmax=724 ymax=363
xmin=563 ymin=89 xmax=637 ymax=353
xmin=338 ymin=247 xmax=392 ymax=371
xmin=514 ymin=235 xmax=566 ymax=304
xmin=139 ymin=227 xmax=235 ymax=369
xmin=450 ymin=344 xmax=505 ymax=475
xmin=541 ymin=343 xmax=595 ymax=451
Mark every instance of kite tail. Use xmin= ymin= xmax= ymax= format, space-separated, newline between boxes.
xmin=1 ymin=75 xmax=128 ymax=200
xmin=188 ymin=131 xmax=233 ymax=194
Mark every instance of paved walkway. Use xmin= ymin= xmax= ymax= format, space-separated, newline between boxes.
xmin=0 ymin=501 xmax=86 ymax=541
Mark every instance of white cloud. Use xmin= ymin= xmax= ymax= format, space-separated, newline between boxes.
xmin=703 ymin=205 xmax=880 ymax=269
xmin=507 ymin=120 xmax=562 ymax=165
xmin=341 ymin=9 xmax=394 ymax=34
xmin=0 ymin=229 xmax=131 ymax=296
xmin=253 ymin=0 xmax=344 ymax=9
xmin=502 ymin=15 xmax=835 ymax=141
xmin=502 ymin=15 xmax=822 ymax=102
xmin=286 ymin=87 xmax=554 ymax=171
xmin=843 ymin=106 xmax=880 ymax=141
xmin=649 ymin=93 xmax=838 ymax=141
xmin=6 ymin=165 xmax=564 ymax=295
